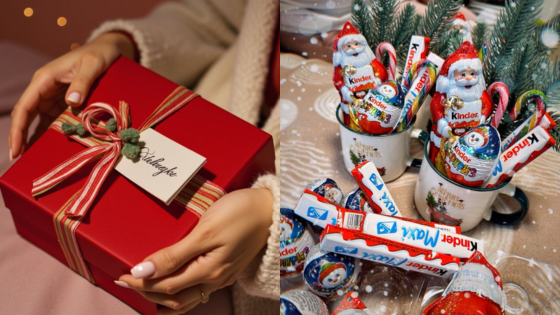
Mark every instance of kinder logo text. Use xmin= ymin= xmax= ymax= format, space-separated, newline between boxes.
xmin=451 ymin=111 xmax=479 ymax=120
xmin=349 ymin=75 xmax=373 ymax=85
xmin=447 ymin=144 xmax=477 ymax=178
xmin=401 ymin=227 xmax=440 ymax=248
xmin=413 ymin=71 xmax=430 ymax=93
xmin=440 ymin=234 xmax=478 ymax=251
xmin=405 ymin=262 xmax=448 ymax=276
xmin=502 ymin=133 xmax=539 ymax=162
xmin=280 ymin=246 xmax=310 ymax=268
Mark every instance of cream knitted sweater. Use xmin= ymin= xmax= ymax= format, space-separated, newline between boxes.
xmin=89 ymin=0 xmax=280 ymax=314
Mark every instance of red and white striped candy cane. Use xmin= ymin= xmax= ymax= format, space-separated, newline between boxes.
xmin=487 ymin=82 xmax=509 ymax=128
xmin=375 ymin=42 xmax=396 ymax=81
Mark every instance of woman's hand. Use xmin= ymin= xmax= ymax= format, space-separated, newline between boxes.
xmin=115 ymin=188 xmax=274 ymax=315
xmin=8 ymin=32 xmax=135 ymax=160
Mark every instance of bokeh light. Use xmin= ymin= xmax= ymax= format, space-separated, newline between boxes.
xmin=23 ymin=8 xmax=33 ymax=17
xmin=57 ymin=17 xmax=67 ymax=27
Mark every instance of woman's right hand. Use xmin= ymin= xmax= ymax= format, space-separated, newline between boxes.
xmin=8 ymin=32 xmax=136 ymax=160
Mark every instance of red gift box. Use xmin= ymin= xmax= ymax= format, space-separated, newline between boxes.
xmin=0 ymin=56 xmax=275 ymax=314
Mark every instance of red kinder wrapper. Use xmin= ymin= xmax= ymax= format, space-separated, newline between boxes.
xmin=0 ymin=57 xmax=275 ymax=315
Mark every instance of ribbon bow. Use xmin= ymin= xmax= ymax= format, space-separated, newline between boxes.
xmin=32 ymin=101 xmax=138 ymax=217
xmin=342 ymin=65 xmax=357 ymax=77
xmin=443 ymin=95 xmax=465 ymax=116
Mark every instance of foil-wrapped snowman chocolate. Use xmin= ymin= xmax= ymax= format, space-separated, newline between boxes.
xmin=280 ymin=207 xmax=315 ymax=278
xmin=303 ymin=244 xmax=362 ymax=299
xmin=423 ymin=251 xmax=504 ymax=315
xmin=356 ymin=81 xmax=405 ymax=134
xmin=443 ymin=125 xmax=500 ymax=187
xmin=280 ymin=289 xmax=329 ymax=315
xmin=342 ymin=188 xmax=374 ymax=213
xmin=306 ymin=178 xmax=344 ymax=205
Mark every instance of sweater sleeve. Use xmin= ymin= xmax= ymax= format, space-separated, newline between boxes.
xmin=87 ymin=0 xmax=245 ymax=88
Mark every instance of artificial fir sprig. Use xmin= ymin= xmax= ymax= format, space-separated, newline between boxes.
xmin=472 ymin=20 xmax=489 ymax=51
xmin=483 ymin=0 xmax=544 ymax=83
xmin=416 ymin=0 xmax=462 ymax=51
xmin=351 ymin=0 xmax=375 ymax=49
xmin=370 ymin=0 xmax=399 ymax=47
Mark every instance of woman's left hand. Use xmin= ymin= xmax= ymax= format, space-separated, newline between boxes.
xmin=115 ymin=188 xmax=273 ymax=315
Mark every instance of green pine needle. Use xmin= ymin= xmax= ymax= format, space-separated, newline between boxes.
xmin=484 ymin=0 xmax=544 ymax=83
xmin=351 ymin=0 xmax=375 ymax=50
xmin=390 ymin=3 xmax=419 ymax=75
xmin=416 ymin=0 xmax=462 ymax=51
xmin=472 ymin=20 xmax=489 ymax=51
xmin=370 ymin=0 xmax=399 ymax=48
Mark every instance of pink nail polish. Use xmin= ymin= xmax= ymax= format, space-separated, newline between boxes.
xmin=67 ymin=92 xmax=81 ymax=103
xmin=114 ymin=280 xmax=131 ymax=289
xmin=131 ymin=261 xmax=155 ymax=279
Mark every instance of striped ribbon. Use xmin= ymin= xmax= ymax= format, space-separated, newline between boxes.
xmin=34 ymin=87 xmax=226 ymax=282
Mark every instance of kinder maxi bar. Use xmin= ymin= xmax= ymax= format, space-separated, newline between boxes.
xmin=338 ymin=209 xmax=483 ymax=259
xmin=351 ymin=161 xmax=402 ymax=217
xmin=320 ymin=225 xmax=460 ymax=278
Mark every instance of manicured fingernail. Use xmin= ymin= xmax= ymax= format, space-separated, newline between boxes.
xmin=9 ymin=149 xmax=13 ymax=162
xmin=67 ymin=92 xmax=81 ymax=103
xmin=131 ymin=261 xmax=155 ymax=279
xmin=114 ymin=280 xmax=131 ymax=289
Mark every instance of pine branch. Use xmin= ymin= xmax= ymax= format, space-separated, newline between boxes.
xmin=431 ymin=26 xmax=462 ymax=58
xmin=472 ymin=21 xmax=489 ymax=51
xmin=390 ymin=3 xmax=419 ymax=75
xmin=550 ymin=125 xmax=560 ymax=152
xmin=543 ymin=62 xmax=560 ymax=107
xmin=445 ymin=29 xmax=464 ymax=57
xmin=370 ymin=0 xmax=399 ymax=48
xmin=351 ymin=0 xmax=375 ymax=50
xmin=483 ymin=0 xmax=544 ymax=84
xmin=416 ymin=0 xmax=462 ymax=51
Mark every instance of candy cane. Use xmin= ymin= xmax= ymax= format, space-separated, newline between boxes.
xmin=375 ymin=42 xmax=396 ymax=81
xmin=501 ymin=90 xmax=547 ymax=150
xmin=393 ymin=59 xmax=437 ymax=131
xmin=487 ymin=82 xmax=509 ymax=128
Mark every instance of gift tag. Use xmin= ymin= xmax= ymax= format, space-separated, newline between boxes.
xmin=115 ymin=128 xmax=206 ymax=205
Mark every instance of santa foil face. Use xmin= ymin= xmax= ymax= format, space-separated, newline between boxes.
xmin=423 ymin=251 xmax=504 ymax=315
xmin=342 ymin=188 xmax=374 ymax=213
xmin=444 ymin=125 xmax=501 ymax=187
xmin=306 ymin=178 xmax=344 ymax=205
xmin=280 ymin=208 xmax=315 ymax=278
xmin=303 ymin=244 xmax=361 ymax=299
xmin=356 ymin=81 xmax=405 ymax=134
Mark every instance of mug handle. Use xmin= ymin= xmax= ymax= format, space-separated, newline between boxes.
xmin=407 ymin=128 xmax=429 ymax=168
xmin=489 ymin=183 xmax=529 ymax=225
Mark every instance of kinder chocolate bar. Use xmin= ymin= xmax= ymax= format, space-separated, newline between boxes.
xmin=294 ymin=189 xmax=342 ymax=228
xmin=320 ymin=225 xmax=460 ymax=278
xmin=338 ymin=209 xmax=483 ymax=259
xmin=501 ymin=111 xmax=557 ymax=151
xmin=401 ymin=36 xmax=430 ymax=87
xmin=484 ymin=126 xmax=556 ymax=188
xmin=351 ymin=161 xmax=402 ymax=217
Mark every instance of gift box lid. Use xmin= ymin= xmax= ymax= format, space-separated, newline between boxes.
xmin=0 ymin=56 xmax=275 ymax=280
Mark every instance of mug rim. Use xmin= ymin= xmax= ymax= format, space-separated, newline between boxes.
xmin=336 ymin=104 xmax=415 ymax=137
xmin=422 ymin=136 xmax=511 ymax=192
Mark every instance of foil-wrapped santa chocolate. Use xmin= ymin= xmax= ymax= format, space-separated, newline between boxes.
xmin=280 ymin=208 xmax=315 ymax=278
xmin=331 ymin=291 xmax=374 ymax=315
xmin=355 ymin=81 xmax=406 ymax=134
xmin=280 ymin=289 xmax=329 ymax=315
xmin=306 ymin=178 xmax=344 ymax=205
xmin=423 ymin=251 xmax=504 ymax=315
xmin=341 ymin=188 xmax=374 ymax=213
xmin=443 ymin=125 xmax=500 ymax=187
xmin=303 ymin=244 xmax=362 ymax=299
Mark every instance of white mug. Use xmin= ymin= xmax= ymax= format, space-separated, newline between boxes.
xmin=413 ymin=140 xmax=528 ymax=232
xmin=337 ymin=105 xmax=427 ymax=182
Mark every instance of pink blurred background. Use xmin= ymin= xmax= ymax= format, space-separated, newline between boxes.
xmin=0 ymin=0 xmax=169 ymax=57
